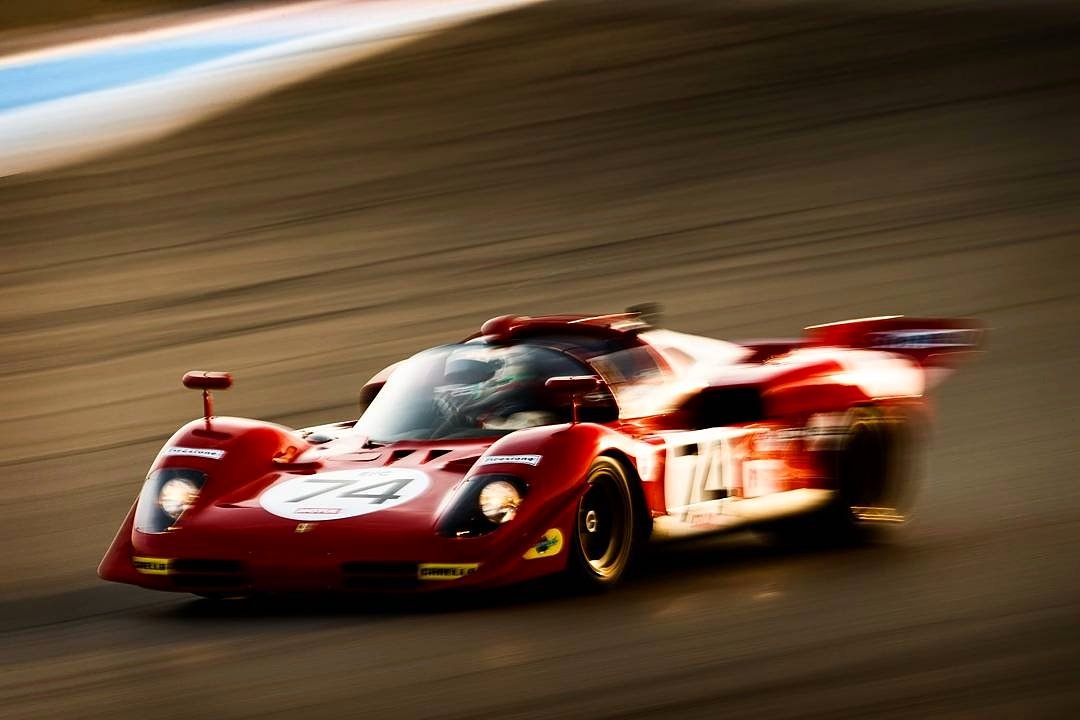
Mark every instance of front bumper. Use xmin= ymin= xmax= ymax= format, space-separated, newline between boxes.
xmin=101 ymin=503 xmax=574 ymax=595
xmin=126 ymin=555 xmax=496 ymax=594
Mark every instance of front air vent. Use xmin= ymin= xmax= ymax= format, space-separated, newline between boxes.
xmin=424 ymin=449 xmax=453 ymax=463
xmin=341 ymin=562 xmax=419 ymax=590
xmin=166 ymin=558 xmax=250 ymax=591
xmin=170 ymin=574 xmax=250 ymax=589
xmin=170 ymin=559 xmax=245 ymax=574
xmin=389 ymin=449 xmax=415 ymax=463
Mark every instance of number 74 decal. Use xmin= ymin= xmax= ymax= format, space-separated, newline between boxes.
xmin=286 ymin=477 xmax=411 ymax=504
xmin=260 ymin=469 xmax=430 ymax=521
xmin=662 ymin=428 xmax=784 ymax=517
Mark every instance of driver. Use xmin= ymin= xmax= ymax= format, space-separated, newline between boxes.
xmin=434 ymin=348 xmax=558 ymax=430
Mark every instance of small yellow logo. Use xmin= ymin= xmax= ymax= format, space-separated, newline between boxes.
xmin=295 ymin=523 xmax=316 ymax=533
xmin=523 ymin=529 xmax=564 ymax=560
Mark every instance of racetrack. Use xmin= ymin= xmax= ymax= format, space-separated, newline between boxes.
xmin=2 ymin=1 xmax=1080 ymax=717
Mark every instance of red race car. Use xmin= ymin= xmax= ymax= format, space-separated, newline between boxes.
xmin=99 ymin=310 xmax=983 ymax=596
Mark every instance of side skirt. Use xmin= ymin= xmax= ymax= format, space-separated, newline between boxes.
xmin=651 ymin=489 xmax=836 ymax=540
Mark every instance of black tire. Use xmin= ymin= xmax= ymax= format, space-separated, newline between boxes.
xmin=566 ymin=457 xmax=639 ymax=589
xmin=770 ymin=407 xmax=917 ymax=548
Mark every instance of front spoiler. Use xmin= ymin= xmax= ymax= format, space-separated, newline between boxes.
xmin=100 ymin=501 xmax=577 ymax=595
xmin=124 ymin=555 xmax=499 ymax=594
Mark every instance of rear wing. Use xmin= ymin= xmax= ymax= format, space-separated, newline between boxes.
xmin=804 ymin=315 xmax=986 ymax=377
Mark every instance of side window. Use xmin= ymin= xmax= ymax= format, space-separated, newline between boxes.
xmin=591 ymin=346 xmax=666 ymax=384
xmin=590 ymin=346 xmax=671 ymax=418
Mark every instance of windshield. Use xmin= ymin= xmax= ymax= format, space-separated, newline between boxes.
xmin=355 ymin=344 xmax=604 ymax=442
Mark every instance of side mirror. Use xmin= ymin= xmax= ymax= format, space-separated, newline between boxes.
xmin=545 ymin=376 xmax=601 ymax=424
xmin=182 ymin=371 xmax=232 ymax=428
xmin=182 ymin=371 xmax=233 ymax=391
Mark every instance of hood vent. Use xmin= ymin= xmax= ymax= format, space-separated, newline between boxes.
xmin=388 ymin=449 xmax=416 ymax=463
xmin=423 ymin=449 xmax=453 ymax=463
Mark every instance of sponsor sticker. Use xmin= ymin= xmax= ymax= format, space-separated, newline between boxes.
xmin=259 ymin=468 xmax=429 ymax=521
xmin=478 ymin=454 xmax=542 ymax=467
xmin=523 ymin=529 xmax=563 ymax=560
xmin=165 ymin=447 xmax=225 ymax=460
xmin=869 ymin=328 xmax=979 ymax=350
xmin=417 ymin=563 xmax=479 ymax=580
xmin=132 ymin=556 xmax=171 ymax=575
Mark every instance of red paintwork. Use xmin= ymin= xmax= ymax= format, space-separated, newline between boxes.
xmin=181 ymin=371 xmax=233 ymax=427
xmin=100 ymin=312 xmax=982 ymax=595
xmin=805 ymin=316 xmax=986 ymax=368
xmin=182 ymin=371 xmax=233 ymax=390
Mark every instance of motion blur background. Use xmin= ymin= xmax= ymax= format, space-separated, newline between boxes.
xmin=2 ymin=1 xmax=1079 ymax=718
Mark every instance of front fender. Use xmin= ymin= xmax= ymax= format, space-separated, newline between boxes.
xmin=102 ymin=417 xmax=310 ymax=579
xmin=478 ymin=422 xmax=638 ymax=486
xmin=151 ymin=416 xmax=310 ymax=496
xmin=472 ymin=422 xmax=647 ymax=532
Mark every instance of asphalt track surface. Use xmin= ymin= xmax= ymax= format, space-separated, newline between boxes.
xmin=2 ymin=1 xmax=1080 ymax=718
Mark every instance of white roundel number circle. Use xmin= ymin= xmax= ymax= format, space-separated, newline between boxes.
xmin=259 ymin=468 xmax=429 ymax=521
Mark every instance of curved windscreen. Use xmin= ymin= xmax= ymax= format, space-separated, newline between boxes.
xmin=355 ymin=344 xmax=608 ymax=442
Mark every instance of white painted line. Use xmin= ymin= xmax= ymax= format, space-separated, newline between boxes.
xmin=0 ymin=0 xmax=342 ymax=69
xmin=0 ymin=0 xmax=545 ymax=176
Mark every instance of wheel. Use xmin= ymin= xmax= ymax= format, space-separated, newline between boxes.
xmin=566 ymin=457 xmax=639 ymax=589
xmin=771 ymin=406 xmax=921 ymax=547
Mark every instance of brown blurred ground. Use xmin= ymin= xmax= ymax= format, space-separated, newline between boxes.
xmin=1 ymin=1 xmax=1079 ymax=718
xmin=0 ymin=0 xmax=236 ymax=32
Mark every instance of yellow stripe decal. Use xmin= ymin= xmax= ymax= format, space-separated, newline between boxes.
xmin=417 ymin=563 xmax=479 ymax=581
xmin=132 ymin=556 xmax=171 ymax=575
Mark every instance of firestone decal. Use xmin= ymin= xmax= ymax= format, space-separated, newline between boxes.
xmin=259 ymin=468 xmax=429 ymax=521
xmin=478 ymin=454 xmax=542 ymax=467
xmin=164 ymin=447 xmax=225 ymax=460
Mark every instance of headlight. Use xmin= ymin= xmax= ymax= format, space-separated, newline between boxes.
xmin=159 ymin=477 xmax=199 ymax=519
xmin=135 ymin=468 xmax=207 ymax=533
xmin=479 ymin=479 xmax=521 ymax=524
xmin=437 ymin=475 xmax=527 ymax=536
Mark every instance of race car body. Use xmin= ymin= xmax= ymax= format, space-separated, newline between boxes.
xmin=99 ymin=311 xmax=983 ymax=595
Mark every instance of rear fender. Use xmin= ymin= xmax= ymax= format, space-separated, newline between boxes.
xmin=805 ymin=316 xmax=986 ymax=387
xmin=762 ymin=358 xmax=874 ymax=423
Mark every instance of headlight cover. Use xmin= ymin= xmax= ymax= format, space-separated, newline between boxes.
xmin=437 ymin=474 xmax=527 ymax=537
xmin=135 ymin=468 xmax=207 ymax=533
xmin=479 ymin=480 xmax=521 ymax=524
xmin=159 ymin=477 xmax=199 ymax=519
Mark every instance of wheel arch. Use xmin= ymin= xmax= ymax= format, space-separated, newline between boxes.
xmin=596 ymin=448 xmax=653 ymax=539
